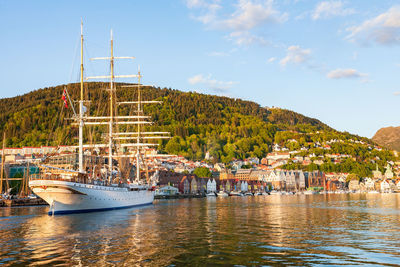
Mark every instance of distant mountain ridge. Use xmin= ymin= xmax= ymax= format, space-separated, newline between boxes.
xmin=372 ymin=126 xmax=400 ymax=151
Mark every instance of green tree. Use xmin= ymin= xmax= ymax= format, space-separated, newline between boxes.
xmin=193 ymin=167 xmax=212 ymax=178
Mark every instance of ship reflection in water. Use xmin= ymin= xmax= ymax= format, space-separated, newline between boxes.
xmin=1 ymin=194 xmax=400 ymax=265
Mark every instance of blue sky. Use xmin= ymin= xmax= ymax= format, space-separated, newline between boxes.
xmin=1 ymin=0 xmax=400 ymax=138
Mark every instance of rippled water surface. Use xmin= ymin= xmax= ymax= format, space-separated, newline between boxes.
xmin=1 ymin=194 xmax=400 ymax=266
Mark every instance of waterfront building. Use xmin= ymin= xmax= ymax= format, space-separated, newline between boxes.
xmin=265 ymin=170 xmax=284 ymax=190
xmin=249 ymin=170 xmax=268 ymax=182
xmin=326 ymin=179 xmax=345 ymax=191
xmin=297 ymin=171 xmax=306 ymax=190
xmin=206 ymin=179 xmax=217 ymax=193
xmin=305 ymin=171 xmax=326 ymax=190
xmin=380 ymin=180 xmax=391 ymax=193
xmin=198 ymin=178 xmax=208 ymax=194
xmin=278 ymin=170 xmax=287 ymax=190
xmin=364 ymin=178 xmax=376 ymax=191
xmin=181 ymin=177 xmax=190 ymax=194
xmin=348 ymin=180 xmax=360 ymax=191
xmin=286 ymin=171 xmax=296 ymax=191
xmin=241 ymin=181 xmax=248 ymax=192
xmin=225 ymin=180 xmax=232 ymax=192
xmin=190 ymin=177 xmax=198 ymax=194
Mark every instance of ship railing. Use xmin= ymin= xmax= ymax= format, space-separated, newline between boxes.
xmin=29 ymin=174 xmax=137 ymax=188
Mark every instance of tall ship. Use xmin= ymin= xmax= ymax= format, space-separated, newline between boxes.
xmin=29 ymin=22 xmax=169 ymax=215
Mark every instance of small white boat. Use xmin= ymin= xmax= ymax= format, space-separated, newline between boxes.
xmin=244 ymin=192 xmax=254 ymax=196
xmin=229 ymin=191 xmax=243 ymax=196
xmin=206 ymin=192 xmax=216 ymax=197
xmin=262 ymin=192 xmax=269 ymax=196
xmin=269 ymin=190 xmax=280 ymax=195
xmin=217 ymin=191 xmax=228 ymax=197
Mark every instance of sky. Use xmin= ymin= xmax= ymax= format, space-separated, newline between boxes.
xmin=1 ymin=0 xmax=400 ymax=138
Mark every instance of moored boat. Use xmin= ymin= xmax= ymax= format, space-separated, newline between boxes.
xmin=217 ymin=191 xmax=228 ymax=197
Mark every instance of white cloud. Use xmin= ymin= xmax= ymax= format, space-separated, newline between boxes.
xmin=279 ymin=45 xmax=311 ymax=66
xmin=393 ymin=91 xmax=400 ymax=96
xmin=326 ymin=68 xmax=367 ymax=79
xmin=228 ymin=31 xmax=270 ymax=46
xmin=188 ymin=74 xmax=236 ymax=92
xmin=346 ymin=6 xmax=400 ymax=45
xmin=267 ymin=57 xmax=276 ymax=63
xmin=186 ymin=0 xmax=287 ymax=46
xmin=186 ymin=0 xmax=221 ymax=24
xmin=217 ymin=0 xmax=288 ymax=31
xmin=206 ymin=48 xmax=237 ymax=57
xmin=186 ymin=0 xmax=218 ymax=9
xmin=312 ymin=1 xmax=355 ymax=20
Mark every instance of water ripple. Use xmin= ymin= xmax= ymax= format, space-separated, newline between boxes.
xmin=1 ymin=194 xmax=400 ymax=265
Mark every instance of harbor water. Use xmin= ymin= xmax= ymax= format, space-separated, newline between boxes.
xmin=1 ymin=194 xmax=400 ymax=266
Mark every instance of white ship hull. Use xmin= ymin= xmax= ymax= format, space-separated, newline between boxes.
xmin=29 ymin=180 xmax=154 ymax=215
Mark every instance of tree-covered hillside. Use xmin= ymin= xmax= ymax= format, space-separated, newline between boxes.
xmin=0 ymin=82 xmax=381 ymax=166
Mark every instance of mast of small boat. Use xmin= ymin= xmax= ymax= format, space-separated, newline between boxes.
xmin=78 ymin=20 xmax=84 ymax=174
xmin=0 ymin=132 xmax=5 ymax=194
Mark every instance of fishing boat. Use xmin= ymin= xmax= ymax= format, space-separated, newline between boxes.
xmin=29 ymin=22 xmax=169 ymax=215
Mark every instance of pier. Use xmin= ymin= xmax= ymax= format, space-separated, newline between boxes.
xmin=0 ymin=198 xmax=47 ymax=207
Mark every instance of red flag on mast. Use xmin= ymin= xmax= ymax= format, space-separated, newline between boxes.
xmin=62 ymin=89 xmax=68 ymax=108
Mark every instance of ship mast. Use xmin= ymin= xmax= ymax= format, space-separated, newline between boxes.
xmin=109 ymin=30 xmax=114 ymax=180
xmin=85 ymin=31 xmax=170 ymax=184
xmin=79 ymin=20 xmax=84 ymax=173
xmin=86 ymin=31 xmax=136 ymax=183
xmin=136 ymin=68 xmax=142 ymax=182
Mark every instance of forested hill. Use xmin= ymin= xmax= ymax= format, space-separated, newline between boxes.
xmin=0 ymin=82 xmax=371 ymax=163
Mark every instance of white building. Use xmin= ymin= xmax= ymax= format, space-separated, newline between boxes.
xmin=364 ymin=177 xmax=376 ymax=191
xmin=241 ymin=181 xmax=248 ymax=192
xmin=380 ymin=180 xmax=391 ymax=193
xmin=266 ymin=152 xmax=290 ymax=161
xmin=286 ymin=171 xmax=296 ymax=191
xmin=207 ymin=179 xmax=217 ymax=193
xmin=298 ymin=171 xmax=306 ymax=190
